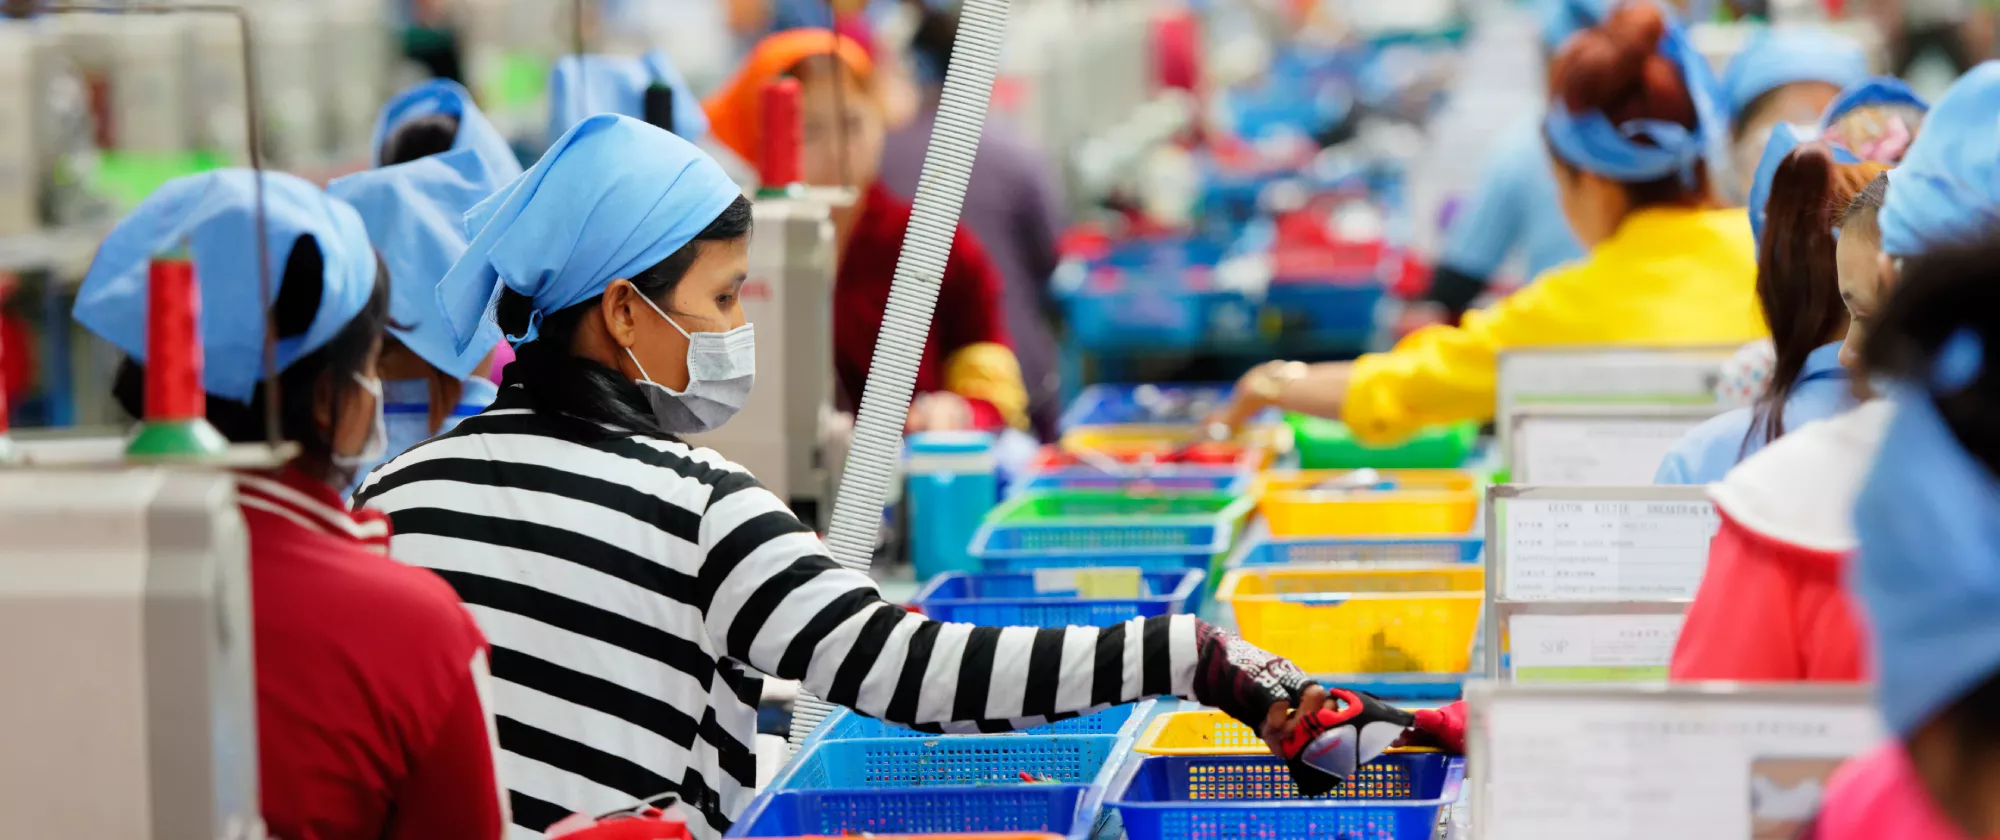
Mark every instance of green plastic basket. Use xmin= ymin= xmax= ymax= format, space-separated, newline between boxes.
xmin=1287 ymin=415 xmax=1478 ymax=470
xmin=970 ymin=491 xmax=1256 ymax=579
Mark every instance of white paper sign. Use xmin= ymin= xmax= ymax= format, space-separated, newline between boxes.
xmin=1514 ymin=417 xmax=1711 ymax=485
xmin=1508 ymin=613 xmax=1685 ymax=671
xmin=1481 ymin=695 xmax=1881 ymax=840
xmin=1501 ymin=353 xmax=1725 ymax=403
xmin=1503 ymin=499 xmax=1719 ymax=601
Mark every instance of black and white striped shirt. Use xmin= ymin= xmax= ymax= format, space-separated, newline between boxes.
xmin=355 ymin=387 xmax=1209 ymax=839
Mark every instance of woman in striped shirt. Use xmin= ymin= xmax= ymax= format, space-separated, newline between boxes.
xmin=357 ymin=114 xmax=1417 ymax=838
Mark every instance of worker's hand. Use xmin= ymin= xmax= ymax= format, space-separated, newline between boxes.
xmin=1261 ymin=682 xmax=1329 ymax=756
xmin=906 ymin=393 xmax=974 ymax=433
xmin=1206 ymin=361 xmax=1301 ymax=436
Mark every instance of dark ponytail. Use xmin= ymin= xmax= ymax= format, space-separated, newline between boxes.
xmin=379 ymin=113 xmax=461 ymax=165
xmin=494 ymin=195 xmax=754 ymax=439
xmin=1747 ymin=143 xmax=1887 ymax=449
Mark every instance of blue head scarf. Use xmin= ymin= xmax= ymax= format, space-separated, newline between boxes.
xmin=74 ymin=170 xmax=377 ymax=403
xmin=1720 ymin=28 xmax=1869 ymax=123
xmin=1877 ymin=62 xmax=2000 ymax=257
xmin=436 ymin=114 xmax=741 ymax=352
xmin=1746 ymin=122 xmax=1859 ymax=245
xmin=1543 ymin=17 xmax=1727 ymax=188
xmin=1822 ymin=76 xmax=1930 ymax=129
xmin=547 ymin=50 xmax=710 ymax=146
xmin=327 ymin=149 xmax=506 ymax=381
xmin=1538 ymin=0 xmax=1611 ymax=53
xmin=1855 ymin=348 xmax=2000 ymax=735
xmin=371 ymin=79 xmax=524 ymax=187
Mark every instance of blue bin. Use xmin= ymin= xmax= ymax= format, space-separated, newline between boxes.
xmin=1236 ymin=535 xmax=1484 ymax=567
xmin=806 ymin=702 xmax=1148 ymax=744
xmin=1107 ymin=752 xmax=1464 ymax=840
xmin=730 ymin=786 xmax=1091 ymax=838
xmin=906 ymin=431 xmax=1000 ymax=583
xmin=1265 ymin=278 xmax=1384 ymax=335
xmin=914 ymin=569 xmax=1205 ymax=627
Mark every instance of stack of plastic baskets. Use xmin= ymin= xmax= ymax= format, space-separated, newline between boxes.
xmin=1235 ymin=534 xmax=1483 ymax=566
xmin=1055 ymin=237 xmax=1242 ymax=352
xmin=913 ymin=569 xmax=1206 ymax=628
xmin=735 ymin=703 xmax=1152 ymax=838
xmin=971 ymin=491 xmax=1257 ymax=580
xmin=1257 ymin=469 xmax=1481 ymax=538
xmin=1109 ymin=709 xmax=1465 ymax=840
xmin=1020 ymin=440 xmax=1259 ymax=495
xmin=1215 ymin=565 xmax=1484 ymax=677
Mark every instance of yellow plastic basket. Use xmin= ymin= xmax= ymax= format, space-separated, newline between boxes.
xmin=1217 ymin=566 xmax=1485 ymax=675
xmin=1060 ymin=423 xmax=1290 ymax=465
xmin=1257 ymin=470 xmax=1481 ymax=538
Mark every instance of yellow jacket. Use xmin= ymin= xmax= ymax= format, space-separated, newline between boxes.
xmin=1345 ymin=206 xmax=1764 ymax=444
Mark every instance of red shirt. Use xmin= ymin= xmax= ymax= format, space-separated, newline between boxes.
xmin=1667 ymin=512 xmax=1867 ymax=682
xmin=238 ymin=468 xmax=504 ymax=840
xmin=835 ymin=182 xmax=1014 ymax=429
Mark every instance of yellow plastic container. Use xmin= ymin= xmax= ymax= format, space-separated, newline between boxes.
xmin=1135 ymin=709 xmax=1447 ymax=757
xmin=1060 ymin=423 xmax=1290 ymax=465
xmin=1257 ymin=470 xmax=1481 ymax=537
xmin=1217 ymin=566 xmax=1485 ymax=675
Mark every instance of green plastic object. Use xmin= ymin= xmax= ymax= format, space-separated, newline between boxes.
xmin=989 ymin=490 xmax=1250 ymax=521
xmin=126 ymin=418 xmax=230 ymax=460
xmin=96 ymin=151 xmax=227 ymax=210
xmin=1287 ymin=414 xmax=1479 ymax=470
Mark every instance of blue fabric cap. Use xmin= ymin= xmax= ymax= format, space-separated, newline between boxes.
xmin=1747 ymin=122 xmax=1857 ymax=245
xmin=1878 ymin=62 xmax=2000 ymax=257
xmin=1721 ymin=28 xmax=1869 ymax=122
xmin=1855 ymin=389 xmax=2000 ymax=736
xmin=327 ymin=149 xmax=506 ymax=381
xmin=74 ymin=169 xmax=377 ymax=403
xmin=371 ymin=79 xmax=525 ymax=186
xmin=1544 ymin=19 xmax=1727 ymax=186
xmin=547 ymin=50 xmax=710 ymax=145
xmin=1822 ymin=76 xmax=1930 ymax=127
xmin=1538 ymin=0 xmax=1611 ymax=52
xmin=437 ymin=114 xmax=742 ymax=352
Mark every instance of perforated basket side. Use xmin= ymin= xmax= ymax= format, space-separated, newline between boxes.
xmin=736 ymin=786 xmax=1088 ymax=837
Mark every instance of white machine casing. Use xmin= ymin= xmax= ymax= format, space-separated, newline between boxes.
xmin=0 ymin=443 xmax=264 ymax=839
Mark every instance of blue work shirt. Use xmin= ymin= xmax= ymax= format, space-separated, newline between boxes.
xmin=1438 ymin=116 xmax=1587 ymax=284
xmin=1654 ymin=342 xmax=1853 ymax=485
xmin=349 ymin=375 xmax=500 ymax=496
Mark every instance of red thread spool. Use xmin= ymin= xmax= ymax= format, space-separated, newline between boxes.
xmin=0 ymin=310 xmax=10 ymax=437
xmin=144 ymin=249 xmax=204 ymax=422
xmin=758 ymin=77 xmax=803 ymax=189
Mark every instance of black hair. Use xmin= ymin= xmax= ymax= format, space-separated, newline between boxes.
xmin=379 ymin=113 xmax=461 ymax=165
xmin=114 ymin=235 xmax=393 ymax=466
xmin=494 ymin=195 xmax=754 ymax=439
xmin=1859 ymin=232 xmax=2000 ymax=472
xmin=909 ymin=1 xmax=958 ymax=80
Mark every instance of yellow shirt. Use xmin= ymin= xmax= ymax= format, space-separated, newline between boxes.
xmin=1345 ymin=206 xmax=1764 ymax=444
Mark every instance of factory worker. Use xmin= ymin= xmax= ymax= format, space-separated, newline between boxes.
xmin=1654 ymin=139 xmax=1887 ymax=485
xmin=879 ymin=2 xmax=1068 ymax=440
xmin=354 ymin=114 xmax=1433 ymax=838
xmin=373 ymin=78 xmax=525 ymax=185
xmin=72 ymin=170 xmax=505 ymax=840
xmin=705 ymin=30 xmax=1029 ymax=434
xmin=546 ymin=49 xmax=758 ymax=188
xmin=1720 ymin=27 xmax=1869 ymax=203
xmin=1810 ymin=237 xmax=2000 ymax=840
xmin=1667 ymin=64 xmax=2000 ymax=682
xmin=326 ymin=148 xmax=506 ymax=493
xmin=1210 ymin=1 xmax=1762 ymax=444
xmin=1418 ymin=0 xmax=1599 ymax=321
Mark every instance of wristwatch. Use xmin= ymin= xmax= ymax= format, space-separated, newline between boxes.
xmin=1248 ymin=361 xmax=1309 ymax=402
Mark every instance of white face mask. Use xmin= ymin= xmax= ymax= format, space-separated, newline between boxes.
xmin=624 ymin=292 xmax=755 ymax=434
xmin=331 ymin=372 xmax=388 ymax=486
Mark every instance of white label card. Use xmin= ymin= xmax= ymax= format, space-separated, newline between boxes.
xmin=1502 ymin=499 xmax=1719 ymax=601
xmin=1515 ymin=417 xmax=1710 ymax=485
xmin=1508 ymin=613 xmax=1685 ymax=669
xmin=1481 ymin=696 xmax=1882 ymax=840
xmin=1031 ymin=568 xmax=1078 ymax=594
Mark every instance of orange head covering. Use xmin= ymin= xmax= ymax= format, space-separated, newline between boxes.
xmin=703 ymin=29 xmax=875 ymax=165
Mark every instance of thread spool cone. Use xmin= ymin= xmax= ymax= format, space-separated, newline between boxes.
xmin=756 ymin=77 xmax=804 ymax=196
xmin=126 ymin=245 xmax=229 ymax=461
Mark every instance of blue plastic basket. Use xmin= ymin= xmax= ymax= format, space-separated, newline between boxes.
xmin=1056 ymin=239 xmax=1252 ymax=352
xmin=770 ymin=735 xmax=1124 ymax=791
xmin=1059 ymin=383 xmax=1236 ymax=429
xmin=807 ymin=702 xmax=1149 ymax=744
xmin=730 ymin=786 xmax=1091 ymax=838
xmin=970 ymin=492 xmax=1256 ymax=575
xmin=1265 ymin=279 xmax=1384 ymax=335
xmin=1106 ymin=752 xmax=1465 ymax=840
xmin=914 ymin=569 xmax=1206 ymax=627
xmin=1236 ymin=535 xmax=1484 ymax=567
xmin=1022 ymin=469 xmax=1253 ymax=495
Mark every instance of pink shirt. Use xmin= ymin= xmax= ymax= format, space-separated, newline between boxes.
xmin=1812 ymin=745 xmax=1970 ymax=840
